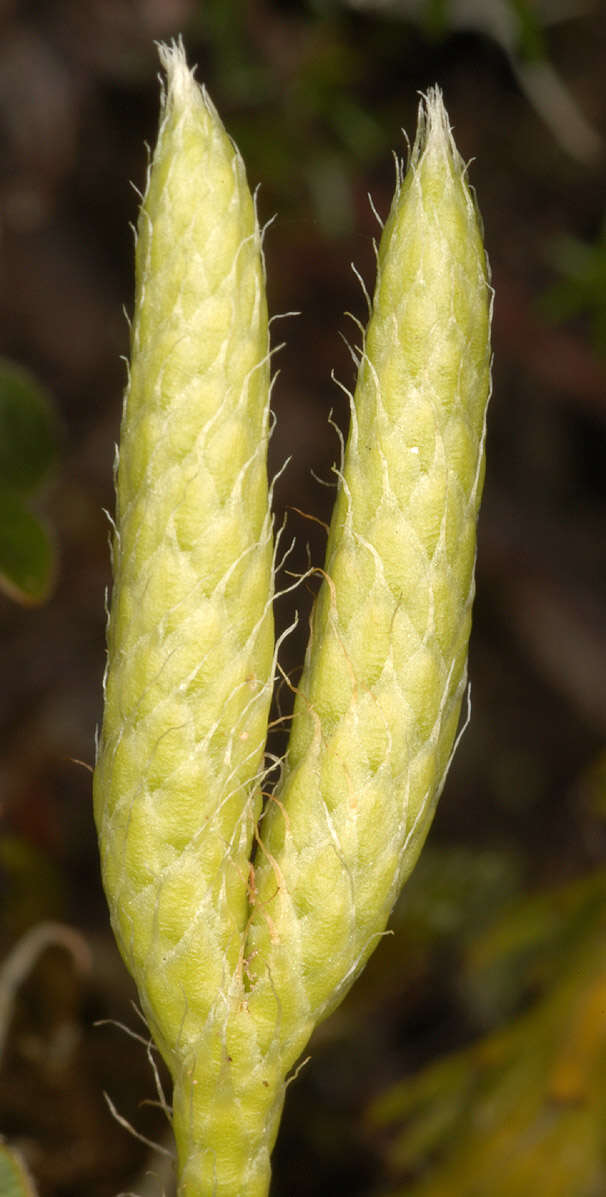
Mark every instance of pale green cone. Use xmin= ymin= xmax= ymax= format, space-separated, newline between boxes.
xmin=246 ymin=88 xmax=492 ymax=1066
xmin=95 ymin=60 xmax=492 ymax=1197
xmin=93 ymin=37 xmax=274 ymax=1097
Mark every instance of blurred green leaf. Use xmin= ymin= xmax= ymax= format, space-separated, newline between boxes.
xmin=190 ymin=0 xmax=271 ymax=105
xmin=422 ymin=0 xmax=451 ymax=39
xmin=543 ymin=215 xmax=606 ymax=354
xmin=0 ymin=359 xmax=59 ymax=605
xmin=368 ymin=872 xmax=606 ymax=1197
xmin=463 ymin=869 xmax=606 ymax=1024
xmin=510 ymin=0 xmax=547 ymax=63
xmin=0 ymin=358 xmax=58 ymax=494
xmin=0 ymin=486 xmax=55 ymax=605
xmin=0 ymin=1141 xmax=38 ymax=1196
xmin=393 ymin=844 xmax=523 ymax=946
xmin=0 ymin=836 xmax=66 ymax=936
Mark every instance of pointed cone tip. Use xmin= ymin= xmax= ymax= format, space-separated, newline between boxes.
xmin=412 ymin=86 xmax=461 ymax=170
xmin=157 ymin=38 xmax=203 ymax=111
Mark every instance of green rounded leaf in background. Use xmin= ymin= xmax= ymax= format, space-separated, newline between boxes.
xmin=0 ymin=358 xmax=58 ymax=494
xmin=0 ymin=486 xmax=54 ymax=605
xmin=0 ymin=1141 xmax=38 ymax=1196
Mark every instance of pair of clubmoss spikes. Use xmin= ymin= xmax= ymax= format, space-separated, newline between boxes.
xmin=93 ymin=40 xmax=492 ymax=1197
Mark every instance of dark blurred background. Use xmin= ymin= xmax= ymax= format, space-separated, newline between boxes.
xmin=1 ymin=1 xmax=606 ymax=1194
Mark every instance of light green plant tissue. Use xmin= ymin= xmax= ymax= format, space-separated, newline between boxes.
xmin=93 ymin=33 xmax=275 ymax=1107
xmin=246 ymin=87 xmax=492 ymax=1065
xmin=94 ymin=42 xmax=491 ymax=1197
